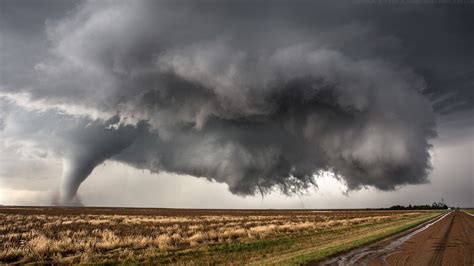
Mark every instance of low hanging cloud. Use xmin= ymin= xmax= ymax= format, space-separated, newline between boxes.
xmin=0 ymin=0 xmax=447 ymax=205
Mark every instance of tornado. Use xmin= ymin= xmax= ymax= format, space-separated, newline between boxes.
xmin=56 ymin=116 xmax=139 ymax=205
xmin=6 ymin=0 xmax=471 ymax=204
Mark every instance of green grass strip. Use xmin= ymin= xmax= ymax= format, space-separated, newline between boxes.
xmin=287 ymin=212 xmax=442 ymax=265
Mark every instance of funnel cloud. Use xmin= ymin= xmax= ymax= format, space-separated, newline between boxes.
xmin=0 ymin=0 xmax=472 ymax=205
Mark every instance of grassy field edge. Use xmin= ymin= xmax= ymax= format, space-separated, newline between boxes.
xmin=288 ymin=212 xmax=444 ymax=265
xmin=140 ymin=212 xmax=443 ymax=265
xmin=463 ymin=209 xmax=474 ymax=215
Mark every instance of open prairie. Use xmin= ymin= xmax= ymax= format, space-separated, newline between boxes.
xmin=0 ymin=207 xmax=441 ymax=264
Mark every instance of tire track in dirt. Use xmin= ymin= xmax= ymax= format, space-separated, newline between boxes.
xmin=427 ymin=213 xmax=454 ymax=266
xmin=320 ymin=211 xmax=474 ymax=266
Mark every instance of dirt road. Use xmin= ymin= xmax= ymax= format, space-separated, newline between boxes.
xmin=321 ymin=211 xmax=474 ymax=266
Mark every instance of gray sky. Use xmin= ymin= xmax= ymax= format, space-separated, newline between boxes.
xmin=0 ymin=0 xmax=473 ymax=208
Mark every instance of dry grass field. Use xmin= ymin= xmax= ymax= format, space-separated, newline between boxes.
xmin=0 ymin=207 xmax=442 ymax=264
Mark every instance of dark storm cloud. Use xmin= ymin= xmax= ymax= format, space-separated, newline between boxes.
xmin=0 ymin=0 xmax=472 ymax=204
xmin=0 ymin=0 xmax=81 ymax=87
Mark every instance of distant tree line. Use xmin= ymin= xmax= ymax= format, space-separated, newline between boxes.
xmin=388 ymin=199 xmax=448 ymax=210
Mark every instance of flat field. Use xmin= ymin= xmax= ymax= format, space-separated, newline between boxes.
xmin=0 ymin=207 xmax=441 ymax=264
xmin=464 ymin=209 xmax=474 ymax=215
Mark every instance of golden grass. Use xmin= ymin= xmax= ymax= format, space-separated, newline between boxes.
xmin=0 ymin=209 xmax=432 ymax=264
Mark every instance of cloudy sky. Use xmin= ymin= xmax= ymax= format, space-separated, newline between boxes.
xmin=0 ymin=0 xmax=472 ymax=208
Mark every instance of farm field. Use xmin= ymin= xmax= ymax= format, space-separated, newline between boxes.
xmin=0 ymin=207 xmax=441 ymax=264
